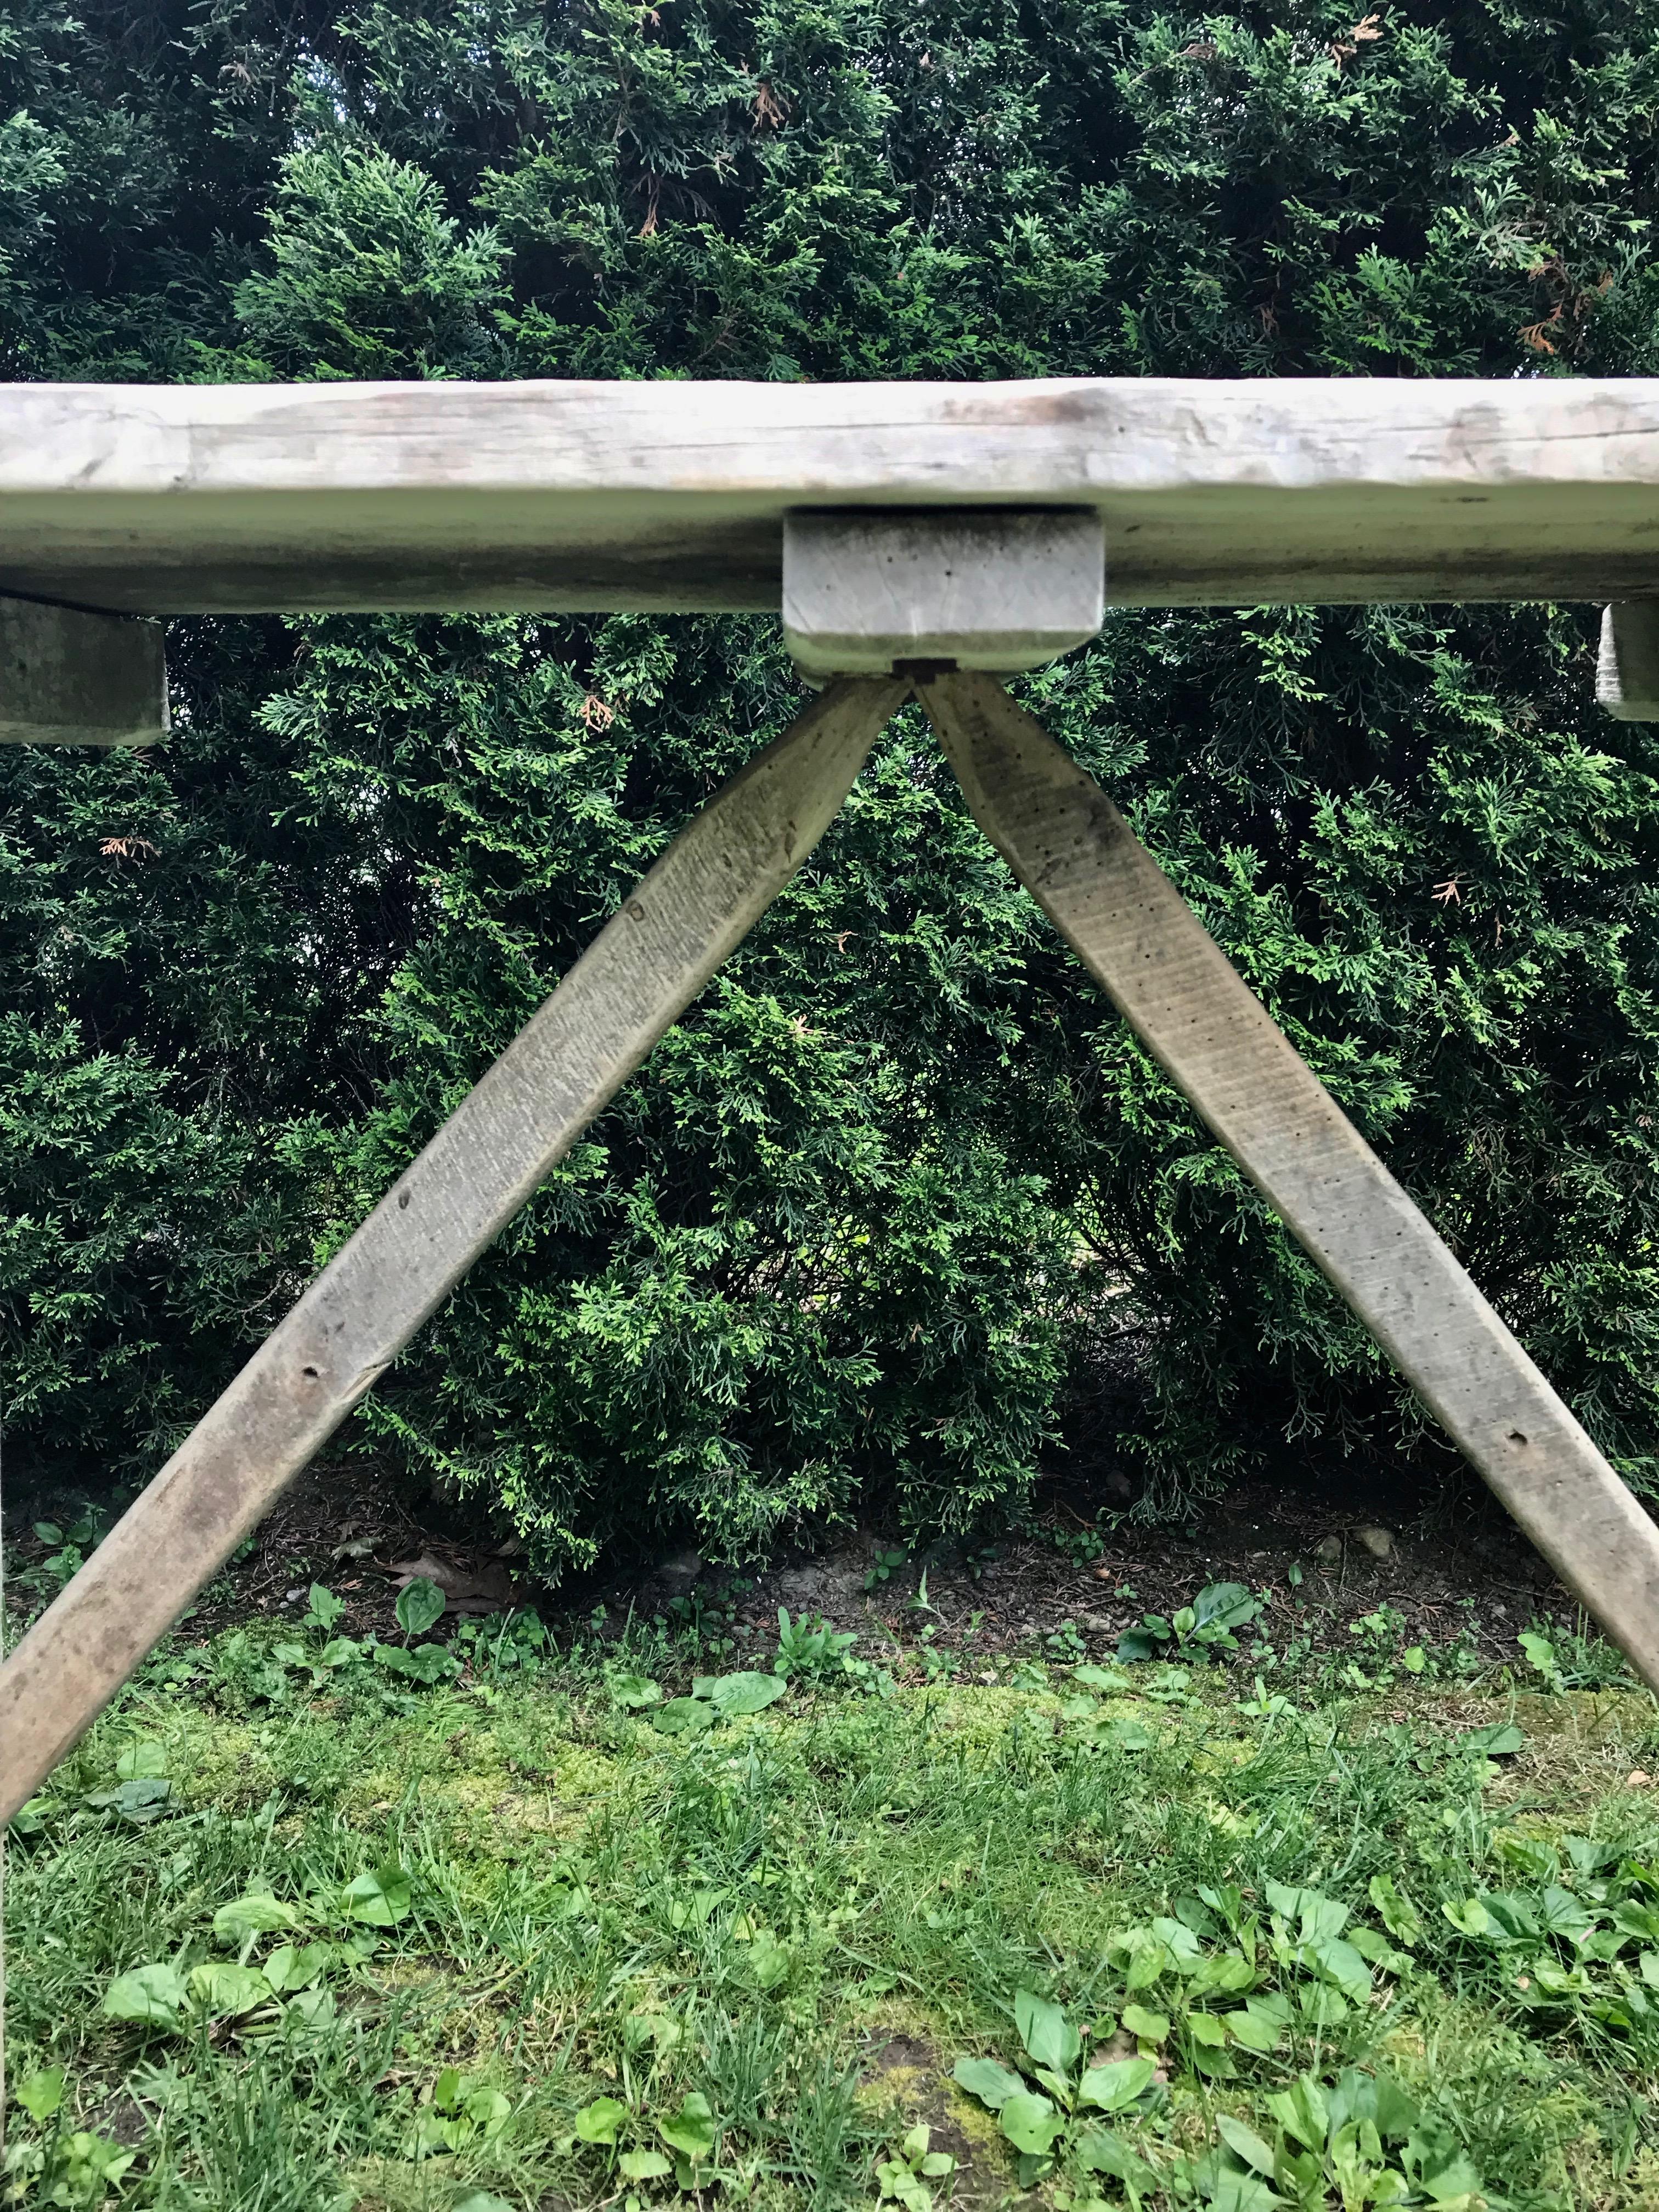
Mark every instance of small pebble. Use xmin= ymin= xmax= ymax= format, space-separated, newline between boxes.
xmin=657 ymin=1548 xmax=704 ymax=1595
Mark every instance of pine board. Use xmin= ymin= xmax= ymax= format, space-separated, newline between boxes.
xmin=1 ymin=376 xmax=1657 ymax=613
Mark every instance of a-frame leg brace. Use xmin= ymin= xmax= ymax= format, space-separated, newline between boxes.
xmin=6 ymin=572 xmax=1659 ymax=1824
xmin=0 ymin=678 xmax=906 ymax=1816
xmin=919 ymin=672 xmax=1659 ymax=1683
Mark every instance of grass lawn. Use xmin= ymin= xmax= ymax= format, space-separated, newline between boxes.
xmin=6 ymin=1594 xmax=1659 ymax=2211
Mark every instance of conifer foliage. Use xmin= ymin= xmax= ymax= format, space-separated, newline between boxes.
xmin=4 ymin=2 xmax=1659 ymax=1571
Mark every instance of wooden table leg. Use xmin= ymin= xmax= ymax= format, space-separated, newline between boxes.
xmin=919 ymin=669 xmax=1659 ymax=1691
xmin=0 ymin=677 xmax=908 ymax=1821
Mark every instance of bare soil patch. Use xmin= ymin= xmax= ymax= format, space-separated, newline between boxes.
xmin=4 ymin=1450 xmax=1584 ymax=1675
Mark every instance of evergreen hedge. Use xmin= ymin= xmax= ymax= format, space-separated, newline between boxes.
xmin=4 ymin=1 xmax=1659 ymax=1576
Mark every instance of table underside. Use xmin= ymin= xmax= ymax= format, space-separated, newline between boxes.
xmin=1 ymin=376 xmax=1657 ymax=614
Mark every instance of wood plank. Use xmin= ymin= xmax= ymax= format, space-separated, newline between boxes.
xmin=919 ymin=669 xmax=1659 ymax=1694
xmin=0 ymin=596 xmax=167 ymax=746
xmin=0 ymin=377 xmax=1656 ymax=614
xmin=0 ymin=675 xmax=908 ymax=1824
xmin=1598 ymin=603 xmax=1659 ymax=719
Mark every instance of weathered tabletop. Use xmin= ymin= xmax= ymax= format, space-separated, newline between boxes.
xmin=1 ymin=376 xmax=1658 ymax=614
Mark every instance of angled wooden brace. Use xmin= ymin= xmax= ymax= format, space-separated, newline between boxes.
xmin=918 ymin=670 xmax=1659 ymax=1693
xmin=0 ymin=676 xmax=908 ymax=1822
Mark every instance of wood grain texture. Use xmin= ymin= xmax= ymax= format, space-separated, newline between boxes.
xmin=1 ymin=377 xmax=1657 ymax=613
xmin=919 ymin=670 xmax=1659 ymax=1692
xmin=0 ymin=676 xmax=907 ymax=1822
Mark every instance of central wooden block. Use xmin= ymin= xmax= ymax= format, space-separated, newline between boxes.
xmin=781 ymin=509 xmax=1104 ymax=678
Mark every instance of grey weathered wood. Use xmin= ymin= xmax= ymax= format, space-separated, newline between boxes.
xmin=1 ymin=377 xmax=1657 ymax=615
xmin=782 ymin=510 xmax=1104 ymax=677
xmin=918 ymin=669 xmax=1659 ymax=1693
xmin=0 ymin=595 xmax=167 ymax=746
xmin=1598 ymin=604 xmax=1659 ymax=720
xmin=0 ymin=675 xmax=907 ymax=1822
